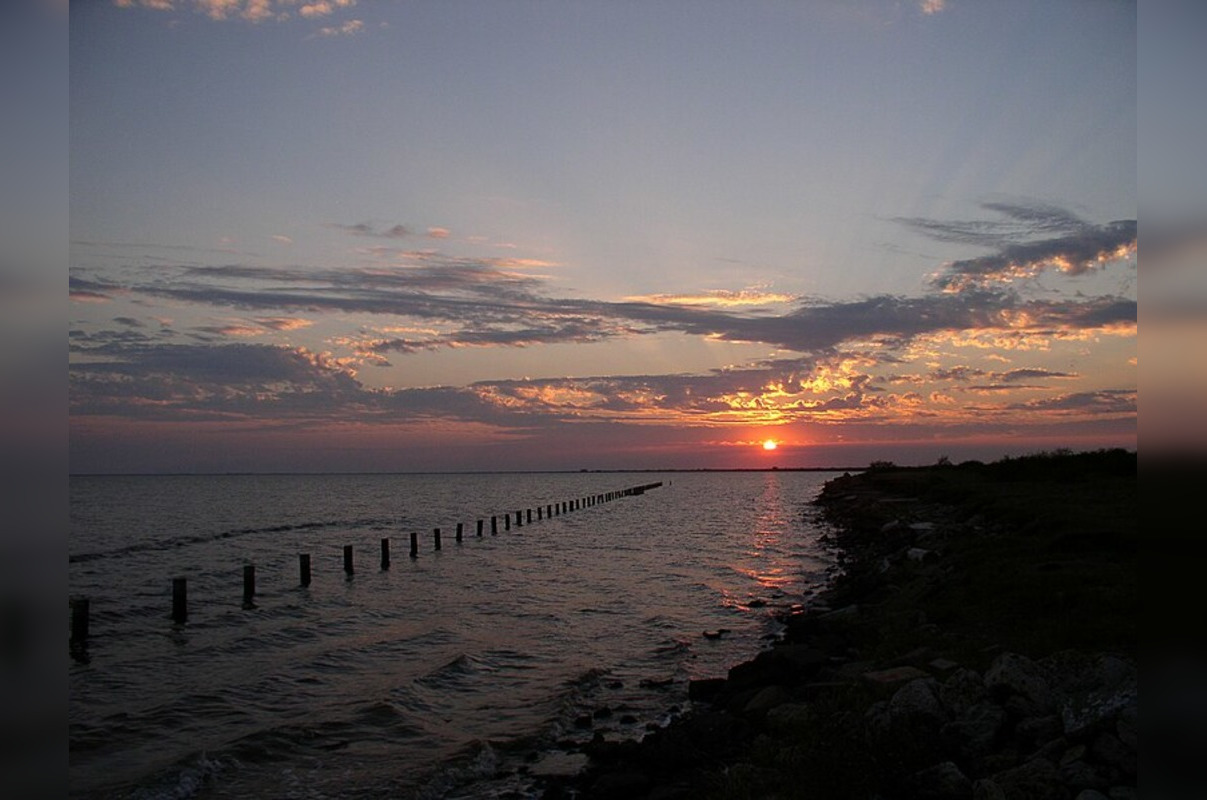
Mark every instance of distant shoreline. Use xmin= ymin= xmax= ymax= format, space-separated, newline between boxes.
xmin=69 ymin=466 xmax=867 ymax=478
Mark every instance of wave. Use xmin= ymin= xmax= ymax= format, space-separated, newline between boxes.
xmin=69 ymin=517 xmax=400 ymax=564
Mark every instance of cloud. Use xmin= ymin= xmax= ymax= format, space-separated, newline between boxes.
xmin=920 ymin=0 xmax=946 ymax=14
xmin=624 ymin=288 xmax=798 ymax=308
xmin=271 ymin=234 xmax=293 ymax=245
xmin=112 ymin=0 xmax=364 ymax=28
xmin=427 ymin=227 xmax=451 ymax=239
xmin=899 ymin=202 xmax=1136 ymax=293
xmin=330 ymin=221 xmax=411 ymax=238
xmin=318 ymin=18 xmax=363 ymax=37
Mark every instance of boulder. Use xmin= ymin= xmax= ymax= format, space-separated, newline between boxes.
xmin=991 ymin=756 xmax=1065 ymax=800
xmin=742 ymin=685 xmax=792 ymax=717
xmin=909 ymin=761 xmax=973 ymax=799
xmin=941 ymin=668 xmax=989 ymax=717
xmin=942 ymin=701 xmax=1006 ymax=759
xmin=985 ymin=653 xmax=1054 ymax=715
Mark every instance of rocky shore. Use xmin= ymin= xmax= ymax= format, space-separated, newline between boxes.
xmin=539 ymin=451 xmax=1136 ymax=799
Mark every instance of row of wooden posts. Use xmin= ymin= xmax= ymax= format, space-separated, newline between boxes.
xmin=69 ymin=482 xmax=663 ymax=651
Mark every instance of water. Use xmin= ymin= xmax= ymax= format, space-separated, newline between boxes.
xmin=69 ymin=471 xmax=840 ymax=799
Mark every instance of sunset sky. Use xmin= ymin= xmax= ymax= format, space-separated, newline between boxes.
xmin=69 ymin=0 xmax=1137 ymax=473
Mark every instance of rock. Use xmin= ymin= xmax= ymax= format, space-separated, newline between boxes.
xmin=941 ymin=668 xmax=989 ymax=717
xmin=879 ymin=678 xmax=949 ymax=762
xmin=742 ymin=685 xmax=792 ymax=716
xmin=985 ymin=653 xmax=1053 ymax=715
xmin=1073 ymin=791 xmax=1109 ymax=800
xmin=1016 ymin=714 xmax=1063 ymax=748
xmin=973 ymin=778 xmax=1007 ymax=800
xmin=931 ymin=658 xmax=961 ymax=674
xmin=589 ymin=770 xmax=650 ymax=798
xmin=765 ymin=702 xmax=812 ymax=733
xmin=687 ymin=678 xmax=726 ymax=703
xmin=942 ymin=701 xmax=1006 ymax=759
xmin=863 ymin=665 xmax=930 ymax=689
xmin=909 ymin=760 xmax=973 ymax=799
xmin=891 ymin=678 xmax=949 ymax=729
xmin=1090 ymin=732 xmax=1135 ymax=783
xmin=908 ymin=547 xmax=935 ymax=562
xmin=1060 ymin=758 xmax=1108 ymax=793
xmin=991 ymin=757 xmax=1064 ymax=800
xmin=1105 ymin=787 xmax=1136 ymax=800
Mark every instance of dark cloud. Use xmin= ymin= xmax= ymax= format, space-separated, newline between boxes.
xmin=1006 ymin=389 xmax=1136 ymax=415
xmin=899 ymin=202 xmax=1136 ymax=292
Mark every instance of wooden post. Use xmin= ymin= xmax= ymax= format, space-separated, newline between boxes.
xmin=381 ymin=537 xmax=391 ymax=569
xmin=477 ymin=519 xmax=484 ymax=537
xmin=410 ymin=531 xmax=419 ymax=558
xmin=172 ymin=577 xmax=187 ymax=623
xmin=70 ymin=597 xmax=89 ymax=644
xmin=299 ymin=553 xmax=311 ymax=586
xmin=434 ymin=527 xmax=442 ymax=551
xmin=344 ymin=544 xmax=354 ymax=576
xmin=537 ymin=506 xmax=543 ymax=520
xmin=491 ymin=515 xmax=498 ymax=535
xmin=504 ymin=514 xmax=511 ymax=531
xmin=526 ymin=508 xmax=533 ymax=524
xmin=455 ymin=522 xmax=463 ymax=543
xmin=243 ymin=565 xmax=255 ymax=606
xmin=516 ymin=510 xmax=523 ymax=528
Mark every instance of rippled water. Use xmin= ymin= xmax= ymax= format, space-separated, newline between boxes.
xmin=69 ymin=471 xmax=840 ymax=799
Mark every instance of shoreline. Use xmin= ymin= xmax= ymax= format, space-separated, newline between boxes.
xmin=538 ymin=450 xmax=1136 ymax=799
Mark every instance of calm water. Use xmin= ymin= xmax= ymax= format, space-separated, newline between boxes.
xmin=69 ymin=471 xmax=840 ymax=799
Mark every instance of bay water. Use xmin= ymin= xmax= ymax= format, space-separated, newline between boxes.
xmin=69 ymin=471 xmax=840 ymax=798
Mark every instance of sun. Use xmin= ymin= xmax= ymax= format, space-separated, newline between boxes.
xmin=762 ymin=439 xmax=778 ymax=451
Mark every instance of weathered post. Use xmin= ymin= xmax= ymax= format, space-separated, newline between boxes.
xmin=491 ymin=515 xmax=498 ymax=535
xmin=70 ymin=597 xmax=89 ymax=645
xmin=504 ymin=514 xmax=511 ymax=531
xmin=299 ymin=553 xmax=312 ymax=586
xmin=381 ymin=537 xmax=391 ymax=569
xmin=434 ymin=527 xmax=442 ymax=551
xmin=172 ymin=577 xmax=187 ymax=623
xmin=410 ymin=531 xmax=419 ymax=558
xmin=516 ymin=510 xmax=523 ymax=528
xmin=455 ymin=522 xmax=464 ymax=543
xmin=526 ymin=508 xmax=533 ymax=524
xmin=537 ymin=506 xmax=543 ymax=520
xmin=344 ymin=544 xmax=354 ymax=576
xmin=243 ymin=564 xmax=256 ymax=606
xmin=477 ymin=519 xmax=484 ymax=537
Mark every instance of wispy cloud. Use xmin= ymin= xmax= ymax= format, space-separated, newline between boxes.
xmin=329 ymin=221 xmax=411 ymax=238
xmin=624 ymin=288 xmax=798 ymax=308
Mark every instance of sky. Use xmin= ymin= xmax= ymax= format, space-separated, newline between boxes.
xmin=68 ymin=0 xmax=1139 ymax=473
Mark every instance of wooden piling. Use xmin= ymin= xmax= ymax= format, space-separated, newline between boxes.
xmin=477 ymin=519 xmax=484 ymax=537
xmin=537 ymin=506 xmax=543 ymax=520
xmin=456 ymin=522 xmax=464 ymax=543
xmin=70 ymin=597 xmax=89 ymax=644
xmin=410 ymin=531 xmax=419 ymax=558
xmin=526 ymin=508 xmax=533 ymax=524
xmin=516 ymin=510 xmax=523 ymax=528
xmin=172 ymin=577 xmax=187 ymax=623
xmin=504 ymin=514 xmax=511 ymax=531
xmin=243 ymin=564 xmax=255 ymax=606
xmin=434 ymin=527 xmax=442 ymax=551
xmin=381 ymin=537 xmax=391 ymax=569
xmin=344 ymin=544 xmax=354 ymax=575
xmin=299 ymin=553 xmax=311 ymax=586
xmin=491 ymin=515 xmax=498 ymax=535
